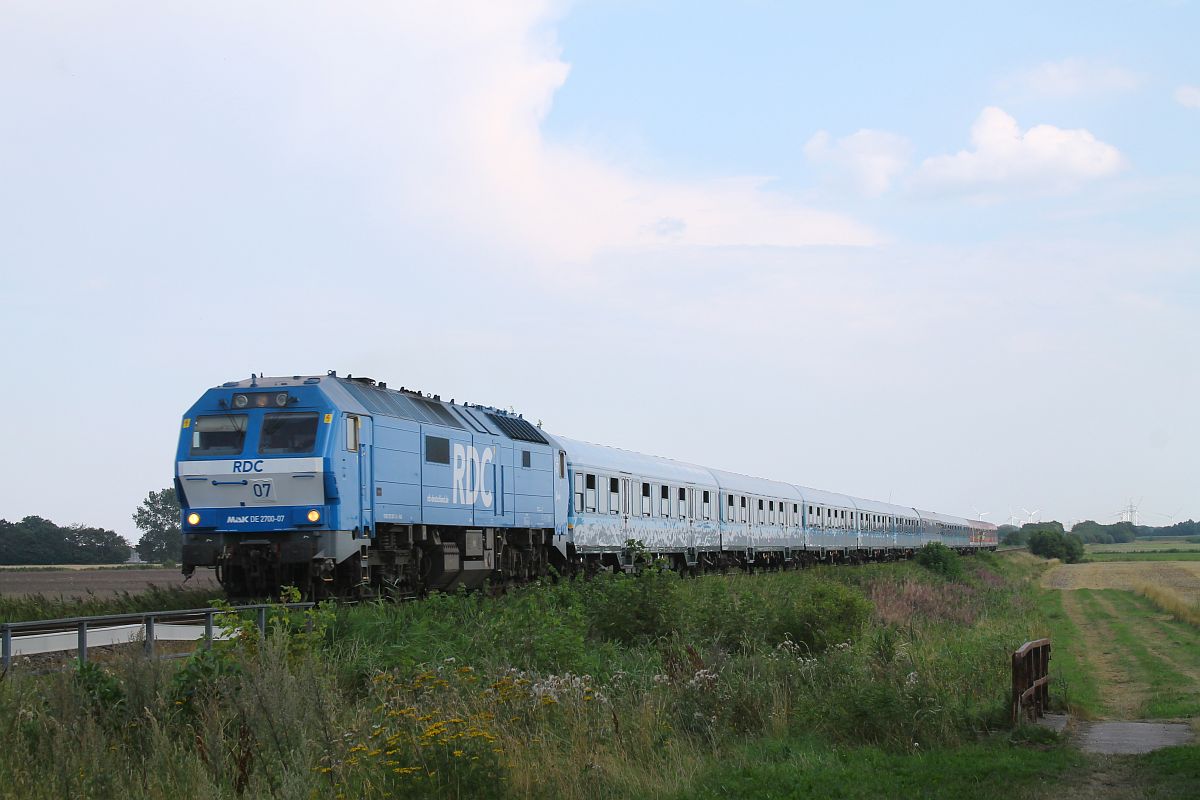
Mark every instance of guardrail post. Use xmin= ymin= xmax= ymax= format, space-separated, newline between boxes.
xmin=204 ymin=611 xmax=214 ymax=648
xmin=257 ymin=606 xmax=267 ymax=638
xmin=77 ymin=621 xmax=88 ymax=664
xmin=2 ymin=624 xmax=11 ymax=670
xmin=144 ymin=615 xmax=156 ymax=657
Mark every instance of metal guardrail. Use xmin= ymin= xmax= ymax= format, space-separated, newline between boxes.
xmin=1011 ymin=638 xmax=1051 ymax=725
xmin=1 ymin=602 xmax=315 ymax=669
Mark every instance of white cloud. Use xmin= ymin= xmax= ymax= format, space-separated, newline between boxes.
xmin=917 ymin=107 xmax=1125 ymax=193
xmin=1005 ymin=58 xmax=1139 ymax=98
xmin=1176 ymin=85 xmax=1200 ymax=108
xmin=804 ymin=129 xmax=913 ymax=196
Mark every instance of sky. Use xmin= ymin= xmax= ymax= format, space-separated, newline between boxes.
xmin=1 ymin=1 xmax=1198 ymax=543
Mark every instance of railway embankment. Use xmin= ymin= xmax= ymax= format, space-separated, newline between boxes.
xmin=0 ymin=551 xmax=1197 ymax=798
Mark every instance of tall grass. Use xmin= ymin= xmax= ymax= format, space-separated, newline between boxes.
xmin=1136 ymin=583 xmax=1200 ymax=629
xmin=0 ymin=586 xmax=223 ymax=623
xmin=0 ymin=557 xmax=1052 ymax=799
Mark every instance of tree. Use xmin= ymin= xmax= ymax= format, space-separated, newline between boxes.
xmin=134 ymin=487 xmax=182 ymax=563
xmin=1028 ymin=529 xmax=1084 ymax=564
xmin=0 ymin=516 xmax=129 ymax=565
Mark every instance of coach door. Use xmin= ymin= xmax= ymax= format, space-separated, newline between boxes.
xmin=621 ymin=476 xmax=631 ymax=537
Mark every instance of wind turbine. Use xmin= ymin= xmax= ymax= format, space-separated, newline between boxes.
xmin=972 ymin=507 xmax=991 ymax=521
xmin=1021 ymin=508 xmax=1040 ymax=525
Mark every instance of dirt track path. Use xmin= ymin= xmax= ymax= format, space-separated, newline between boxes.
xmin=1059 ymin=589 xmax=1145 ymax=719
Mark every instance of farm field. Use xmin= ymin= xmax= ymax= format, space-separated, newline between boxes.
xmin=1042 ymin=561 xmax=1200 ymax=605
xmin=1086 ymin=552 xmax=1200 ymax=562
xmin=0 ymin=566 xmax=220 ymax=599
xmin=1087 ymin=540 xmax=1200 ymax=553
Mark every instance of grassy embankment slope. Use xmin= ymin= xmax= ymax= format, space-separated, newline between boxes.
xmin=0 ymin=551 xmax=1100 ymax=799
xmin=3 ymin=549 xmax=1198 ymax=798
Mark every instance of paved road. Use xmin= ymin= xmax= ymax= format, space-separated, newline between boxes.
xmin=1040 ymin=714 xmax=1195 ymax=754
xmin=7 ymin=622 xmax=231 ymax=659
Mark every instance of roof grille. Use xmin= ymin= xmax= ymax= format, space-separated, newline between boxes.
xmin=486 ymin=412 xmax=547 ymax=444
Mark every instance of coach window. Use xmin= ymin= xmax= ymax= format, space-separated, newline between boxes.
xmin=559 ymin=451 xmax=566 ymax=479
xmin=609 ymin=478 xmax=620 ymax=514
xmin=597 ymin=478 xmax=608 ymax=514
xmin=702 ymin=491 xmax=712 ymax=520
xmin=345 ymin=415 xmax=360 ymax=452
xmin=740 ymin=496 xmax=748 ymax=523
xmin=678 ymin=487 xmax=687 ymax=518
xmin=574 ymin=474 xmax=584 ymax=513
xmin=726 ymin=494 xmax=734 ymax=522
xmin=522 ymin=450 xmax=531 ymax=468
xmin=641 ymin=483 xmax=652 ymax=516
xmin=660 ymin=485 xmax=670 ymax=517
xmin=768 ymin=500 xmax=774 ymax=523
xmin=190 ymin=414 xmax=248 ymax=456
xmin=585 ymin=474 xmax=597 ymax=513
xmin=425 ymin=435 xmax=450 ymax=464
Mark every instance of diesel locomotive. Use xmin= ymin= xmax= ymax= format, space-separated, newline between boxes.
xmin=176 ymin=372 xmax=997 ymax=597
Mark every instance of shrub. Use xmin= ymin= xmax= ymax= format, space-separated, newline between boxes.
xmin=1028 ymin=531 xmax=1084 ymax=563
xmin=764 ymin=579 xmax=870 ymax=652
xmin=582 ymin=568 xmax=681 ymax=645
xmin=914 ymin=542 xmax=963 ymax=579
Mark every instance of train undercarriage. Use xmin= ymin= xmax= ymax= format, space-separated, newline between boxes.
xmin=194 ymin=525 xmax=987 ymax=600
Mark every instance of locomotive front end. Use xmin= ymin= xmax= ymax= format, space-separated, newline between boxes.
xmin=176 ymin=377 xmax=344 ymax=596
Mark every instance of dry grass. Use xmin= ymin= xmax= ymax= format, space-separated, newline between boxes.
xmin=1136 ymin=584 xmax=1200 ymax=629
xmin=1041 ymin=561 xmax=1200 ymax=604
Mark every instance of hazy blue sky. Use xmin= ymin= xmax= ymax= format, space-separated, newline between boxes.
xmin=2 ymin=1 xmax=1197 ymax=542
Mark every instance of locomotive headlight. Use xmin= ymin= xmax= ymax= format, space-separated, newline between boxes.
xmin=306 ymin=509 xmax=321 ymax=523
xmin=187 ymin=512 xmax=201 ymax=526
xmin=232 ymin=393 xmax=249 ymax=409
xmin=274 ymin=392 xmax=289 ymax=407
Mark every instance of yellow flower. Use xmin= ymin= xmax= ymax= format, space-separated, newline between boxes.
xmin=453 ymin=750 xmax=464 ymax=758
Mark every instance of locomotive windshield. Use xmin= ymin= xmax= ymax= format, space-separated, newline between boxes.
xmin=190 ymin=414 xmax=247 ymax=456
xmin=259 ymin=412 xmax=319 ymax=454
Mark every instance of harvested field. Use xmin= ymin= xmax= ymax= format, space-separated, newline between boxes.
xmin=1043 ymin=561 xmax=1200 ymax=605
xmin=1087 ymin=540 xmax=1200 ymax=553
xmin=0 ymin=567 xmax=220 ymax=599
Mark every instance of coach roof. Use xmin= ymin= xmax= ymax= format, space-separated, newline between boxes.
xmin=557 ymin=437 xmax=717 ymax=486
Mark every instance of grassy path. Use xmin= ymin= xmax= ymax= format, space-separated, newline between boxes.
xmin=1056 ymin=589 xmax=1142 ymax=718
xmin=1050 ymin=585 xmax=1200 ymax=720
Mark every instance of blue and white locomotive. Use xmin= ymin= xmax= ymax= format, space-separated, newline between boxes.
xmin=176 ymin=372 xmax=997 ymax=597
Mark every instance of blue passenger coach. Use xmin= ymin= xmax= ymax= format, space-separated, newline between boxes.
xmin=177 ymin=373 xmax=996 ymax=597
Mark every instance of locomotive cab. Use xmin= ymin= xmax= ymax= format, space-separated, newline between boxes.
xmin=176 ymin=378 xmax=350 ymax=595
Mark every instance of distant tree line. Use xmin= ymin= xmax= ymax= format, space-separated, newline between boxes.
xmin=1000 ymin=518 xmax=1197 ymax=547
xmin=1154 ymin=519 xmax=1200 ymax=538
xmin=0 ymin=489 xmax=183 ymax=566
xmin=0 ymin=517 xmax=130 ymax=565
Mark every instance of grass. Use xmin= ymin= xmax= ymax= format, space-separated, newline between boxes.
xmin=1084 ymin=552 xmax=1200 ymax=562
xmin=1136 ymin=584 xmax=1200 ymax=629
xmin=1074 ymin=589 xmax=1200 ymax=719
xmin=1037 ymin=589 xmax=1106 ymax=718
xmin=672 ymin=734 xmax=1087 ymax=800
xmin=0 ymin=585 xmax=224 ymax=623
xmin=0 ymin=554 xmax=1058 ymax=799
